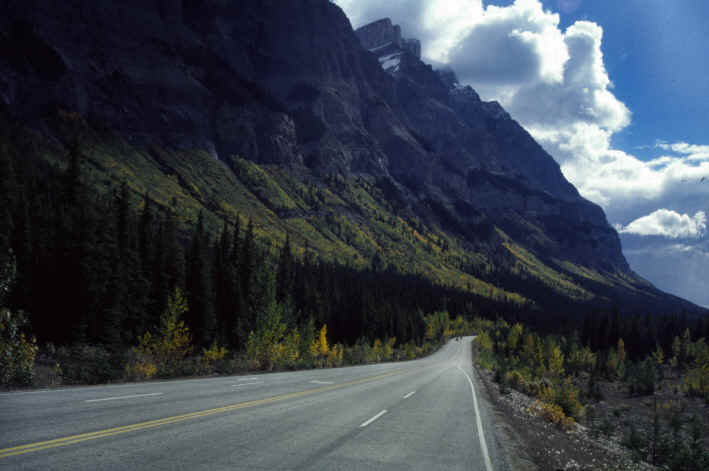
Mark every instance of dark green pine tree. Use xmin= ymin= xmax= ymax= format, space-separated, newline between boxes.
xmin=228 ymin=214 xmax=246 ymax=347
xmin=239 ymin=218 xmax=257 ymax=338
xmin=113 ymin=183 xmax=150 ymax=343
xmin=9 ymin=183 xmax=32 ymax=310
xmin=277 ymin=234 xmax=295 ymax=302
xmin=139 ymin=193 xmax=155 ymax=279
xmin=213 ymin=221 xmax=233 ymax=346
xmin=148 ymin=206 xmax=184 ymax=332
xmin=277 ymin=234 xmax=297 ymax=327
xmin=186 ymin=211 xmax=215 ymax=346
xmin=57 ymin=138 xmax=92 ymax=343
xmin=0 ymin=139 xmax=16 ymax=271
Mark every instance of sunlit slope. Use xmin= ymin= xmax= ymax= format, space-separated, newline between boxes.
xmin=22 ymin=115 xmax=681 ymax=315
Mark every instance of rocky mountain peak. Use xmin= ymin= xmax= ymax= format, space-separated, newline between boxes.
xmin=355 ymin=18 xmax=421 ymax=74
xmin=355 ymin=18 xmax=421 ymax=58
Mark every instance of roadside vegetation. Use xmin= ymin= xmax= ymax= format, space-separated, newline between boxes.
xmin=1 ymin=231 xmax=472 ymax=387
xmin=472 ymin=317 xmax=709 ymax=470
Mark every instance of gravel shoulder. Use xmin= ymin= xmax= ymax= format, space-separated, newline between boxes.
xmin=474 ymin=366 xmax=658 ymax=471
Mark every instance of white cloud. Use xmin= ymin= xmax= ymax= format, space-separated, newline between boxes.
xmin=618 ymin=209 xmax=707 ymax=239
xmin=657 ymin=141 xmax=709 ymax=155
xmin=562 ymin=139 xmax=709 ymax=221
xmin=449 ymin=0 xmax=568 ymax=86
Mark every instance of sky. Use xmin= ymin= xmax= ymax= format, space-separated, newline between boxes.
xmin=334 ymin=0 xmax=709 ymax=307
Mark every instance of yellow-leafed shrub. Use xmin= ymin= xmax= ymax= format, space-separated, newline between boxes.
xmin=129 ymin=359 xmax=158 ymax=380
xmin=201 ymin=342 xmax=228 ymax=374
xmin=126 ymin=288 xmax=193 ymax=379
xmin=684 ymin=365 xmax=709 ymax=398
xmin=537 ymin=383 xmax=555 ymax=404
xmin=533 ymin=400 xmax=575 ymax=430
xmin=505 ymin=369 xmax=527 ymax=391
xmin=0 ymin=308 xmax=38 ymax=386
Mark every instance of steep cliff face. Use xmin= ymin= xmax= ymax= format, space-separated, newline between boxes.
xmin=353 ymin=18 xmax=626 ymax=271
xmin=1 ymin=0 xmax=685 ymax=311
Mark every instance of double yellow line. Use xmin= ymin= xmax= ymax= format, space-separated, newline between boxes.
xmin=0 ymin=369 xmax=406 ymax=459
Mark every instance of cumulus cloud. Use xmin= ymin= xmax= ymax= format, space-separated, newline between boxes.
xmin=539 ymin=129 xmax=709 ymax=220
xmin=449 ymin=0 xmax=568 ymax=86
xmin=617 ymin=209 xmax=707 ymax=239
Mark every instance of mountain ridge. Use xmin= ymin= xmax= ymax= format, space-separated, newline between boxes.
xmin=0 ymin=0 xmax=702 ymax=315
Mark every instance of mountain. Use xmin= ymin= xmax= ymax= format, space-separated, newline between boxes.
xmin=0 ymin=0 xmax=702 ymax=316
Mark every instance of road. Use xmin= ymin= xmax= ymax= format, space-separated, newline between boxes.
xmin=0 ymin=337 xmax=505 ymax=470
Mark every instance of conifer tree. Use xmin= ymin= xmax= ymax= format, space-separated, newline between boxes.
xmin=186 ymin=211 xmax=215 ymax=346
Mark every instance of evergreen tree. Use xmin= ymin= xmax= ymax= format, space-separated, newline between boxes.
xmin=186 ymin=211 xmax=215 ymax=346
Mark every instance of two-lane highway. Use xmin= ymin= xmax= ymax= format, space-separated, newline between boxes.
xmin=0 ymin=337 xmax=505 ymax=470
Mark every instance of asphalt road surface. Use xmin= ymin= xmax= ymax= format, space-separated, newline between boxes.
xmin=0 ymin=337 xmax=506 ymax=470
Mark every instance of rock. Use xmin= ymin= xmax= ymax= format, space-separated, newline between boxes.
xmin=355 ymin=18 xmax=403 ymax=51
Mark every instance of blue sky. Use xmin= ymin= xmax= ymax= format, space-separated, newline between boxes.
xmin=535 ymin=0 xmax=709 ymax=154
xmin=336 ymin=0 xmax=709 ymax=307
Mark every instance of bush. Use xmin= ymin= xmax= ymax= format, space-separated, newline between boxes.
xmin=402 ymin=341 xmax=417 ymax=360
xmin=200 ymin=342 xmax=228 ymax=375
xmin=0 ymin=308 xmax=38 ymax=386
xmin=684 ymin=365 xmax=709 ymax=398
xmin=623 ymin=423 xmax=648 ymax=461
xmin=627 ymin=357 xmax=657 ymax=396
xmin=505 ymin=369 xmax=527 ymax=391
xmin=56 ymin=344 xmax=120 ymax=384
xmin=537 ymin=381 xmax=555 ymax=403
xmin=533 ymin=400 xmax=575 ymax=430
xmin=556 ymin=378 xmax=584 ymax=420
xmin=600 ymin=415 xmax=616 ymax=437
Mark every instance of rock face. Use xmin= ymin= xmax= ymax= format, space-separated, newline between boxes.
xmin=355 ymin=18 xmax=421 ymax=59
xmin=0 ymin=0 xmax=628 ymax=273
xmin=356 ymin=18 xmax=404 ymax=51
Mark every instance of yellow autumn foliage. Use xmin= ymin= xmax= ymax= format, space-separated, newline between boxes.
xmin=126 ymin=288 xmax=193 ymax=379
xmin=533 ymin=400 xmax=574 ymax=430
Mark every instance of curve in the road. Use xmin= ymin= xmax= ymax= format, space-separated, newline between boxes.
xmin=0 ymin=337 xmax=500 ymax=470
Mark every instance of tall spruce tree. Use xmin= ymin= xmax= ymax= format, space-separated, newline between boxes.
xmin=186 ymin=211 xmax=215 ymax=346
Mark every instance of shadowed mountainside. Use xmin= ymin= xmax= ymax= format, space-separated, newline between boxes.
xmin=0 ymin=0 xmax=702 ymax=316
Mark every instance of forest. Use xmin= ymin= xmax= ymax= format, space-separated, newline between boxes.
xmin=0 ymin=136 xmax=482 ymax=385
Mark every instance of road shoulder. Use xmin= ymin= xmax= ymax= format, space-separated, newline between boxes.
xmin=471 ymin=363 xmax=538 ymax=471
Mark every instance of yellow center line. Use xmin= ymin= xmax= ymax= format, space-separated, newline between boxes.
xmin=0 ymin=368 xmax=411 ymax=459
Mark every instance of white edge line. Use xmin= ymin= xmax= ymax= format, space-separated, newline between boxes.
xmin=231 ymin=381 xmax=263 ymax=387
xmin=85 ymin=392 xmax=163 ymax=403
xmin=0 ymin=377 xmax=243 ymax=397
xmin=458 ymin=365 xmax=493 ymax=471
xmin=359 ymin=409 xmax=387 ymax=428
xmin=237 ymin=377 xmax=260 ymax=382
xmin=310 ymin=380 xmax=334 ymax=385
xmin=402 ymin=391 xmax=416 ymax=399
